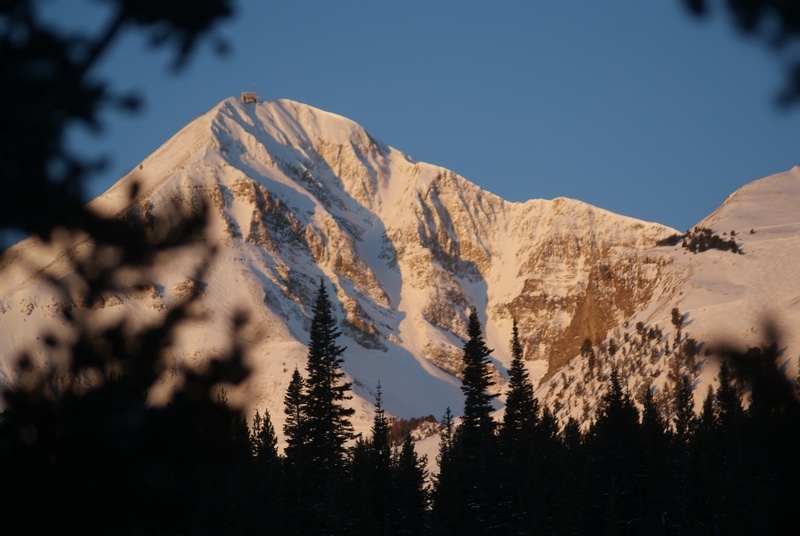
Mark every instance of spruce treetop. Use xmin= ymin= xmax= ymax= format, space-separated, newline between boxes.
xmin=460 ymin=310 xmax=497 ymax=432
xmin=501 ymin=319 xmax=539 ymax=447
xmin=371 ymin=381 xmax=391 ymax=466
xmin=303 ymin=280 xmax=354 ymax=467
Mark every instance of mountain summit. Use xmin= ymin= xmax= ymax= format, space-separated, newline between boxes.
xmin=2 ymin=97 xmax=796 ymax=436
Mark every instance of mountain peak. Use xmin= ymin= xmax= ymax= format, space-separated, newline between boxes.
xmin=5 ymin=97 xmax=797 ymax=440
xmin=216 ymin=96 xmax=375 ymax=147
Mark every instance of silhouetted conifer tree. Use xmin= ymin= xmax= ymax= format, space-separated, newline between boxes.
xmin=431 ymin=408 xmax=459 ymax=534
xmin=686 ymin=386 xmax=719 ymax=532
xmin=371 ymin=381 xmax=392 ymax=478
xmin=498 ymin=319 xmax=540 ymax=531
xmin=347 ymin=437 xmax=377 ymax=535
xmin=524 ymin=404 xmax=566 ymax=534
xmin=666 ymin=373 xmax=697 ymax=532
xmin=281 ymin=281 xmax=355 ymax=534
xmin=283 ymin=368 xmax=307 ymax=464
xmin=303 ymin=280 xmax=355 ymax=470
xmin=453 ymin=310 xmax=502 ymax=533
xmin=246 ymin=408 xmax=281 ymax=532
xmin=587 ymin=368 xmax=642 ymax=532
xmin=393 ymin=432 xmax=430 ymax=536
xmin=499 ymin=319 xmax=539 ymax=453
xmin=638 ymin=382 xmax=671 ymax=532
xmin=460 ymin=310 xmax=498 ymax=434
xmin=673 ymin=374 xmax=696 ymax=443
xmin=281 ymin=367 xmax=309 ymax=534
xmin=250 ymin=408 xmax=279 ymax=463
xmin=349 ymin=382 xmax=393 ymax=534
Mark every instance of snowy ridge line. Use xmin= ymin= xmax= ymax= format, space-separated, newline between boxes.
xmin=1 ymin=97 xmax=798 ymax=443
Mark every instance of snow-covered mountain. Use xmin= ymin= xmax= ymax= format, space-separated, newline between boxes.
xmin=1 ymin=96 xmax=798 ymax=439
xmin=535 ymin=166 xmax=800 ymax=427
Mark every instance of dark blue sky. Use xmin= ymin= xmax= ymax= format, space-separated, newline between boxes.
xmin=58 ymin=1 xmax=798 ymax=231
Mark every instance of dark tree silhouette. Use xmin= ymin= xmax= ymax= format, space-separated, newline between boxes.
xmin=500 ymin=319 xmax=539 ymax=453
xmin=436 ymin=310 xmax=502 ymax=534
xmin=715 ymin=359 xmax=743 ymax=427
xmin=0 ymin=0 xmax=232 ymax=242
xmin=707 ymin=323 xmax=800 ymax=534
xmin=586 ymin=368 xmax=642 ymax=533
xmin=283 ymin=367 xmax=307 ymax=464
xmin=246 ymin=407 xmax=282 ymax=532
xmin=348 ymin=381 xmax=392 ymax=534
xmin=459 ymin=310 xmax=498 ymax=433
xmin=0 ymin=2 xmax=247 ymax=534
xmin=498 ymin=319 xmax=540 ymax=531
xmin=250 ymin=408 xmax=279 ymax=465
xmin=673 ymin=373 xmax=696 ymax=442
xmin=303 ymin=280 xmax=354 ymax=470
xmin=682 ymin=0 xmax=800 ymax=105
xmin=285 ymin=279 xmax=354 ymax=534
xmin=431 ymin=407 xmax=459 ymax=534
xmin=393 ymin=431 xmax=430 ymax=536
xmin=371 ymin=381 xmax=392 ymax=479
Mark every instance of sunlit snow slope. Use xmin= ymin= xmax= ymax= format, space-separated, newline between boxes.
xmin=534 ymin=166 xmax=800 ymax=427
xmin=1 ymin=97 xmax=796 ymax=439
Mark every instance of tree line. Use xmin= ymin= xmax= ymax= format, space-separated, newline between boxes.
xmin=3 ymin=275 xmax=799 ymax=534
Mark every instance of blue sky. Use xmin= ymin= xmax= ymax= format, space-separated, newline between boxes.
xmin=58 ymin=1 xmax=797 ymax=231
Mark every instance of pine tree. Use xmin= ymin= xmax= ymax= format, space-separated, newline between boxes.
xmin=688 ymin=386 xmax=719 ymax=533
xmin=460 ymin=310 xmax=498 ymax=434
xmin=592 ymin=368 xmax=640 ymax=443
xmin=436 ymin=407 xmax=456 ymax=470
xmin=347 ymin=436 xmax=377 ymax=534
xmin=638 ymin=382 xmax=671 ymax=533
xmin=303 ymin=280 xmax=355 ymax=470
xmin=587 ymin=368 xmax=641 ymax=531
xmin=367 ymin=382 xmax=393 ymax=534
xmin=640 ymin=382 xmax=667 ymax=443
xmin=431 ymin=408 xmax=459 ymax=534
xmin=711 ymin=359 xmax=746 ymax=533
xmin=673 ymin=373 xmax=696 ymax=443
xmin=283 ymin=368 xmax=307 ymax=464
xmin=286 ymin=280 xmax=354 ymax=534
xmin=371 ymin=381 xmax=392 ymax=475
xmin=671 ymin=307 xmax=684 ymax=347
xmin=499 ymin=319 xmax=540 ymax=531
xmin=250 ymin=408 xmax=279 ymax=463
xmin=247 ymin=408 xmax=281 ymax=530
xmin=393 ymin=432 xmax=430 ymax=536
xmin=281 ymin=367 xmax=308 ymax=534
xmin=499 ymin=319 xmax=539 ymax=453
xmin=455 ymin=310 xmax=502 ymax=533
xmin=715 ymin=360 xmax=742 ymax=429
xmin=696 ymin=385 xmax=717 ymax=437
xmin=665 ymin=372 xmax=698 ymax=534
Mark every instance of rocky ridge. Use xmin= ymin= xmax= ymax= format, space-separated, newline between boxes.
xmin=4 ymin=97 xmax=793 ymax=439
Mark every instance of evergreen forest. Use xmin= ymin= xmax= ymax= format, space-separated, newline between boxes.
xmin=3 ymin=277 xmax=799 ymax=534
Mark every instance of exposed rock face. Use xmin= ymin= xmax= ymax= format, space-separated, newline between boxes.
xmin=0 ymin=97 xmax=682 ymax=428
